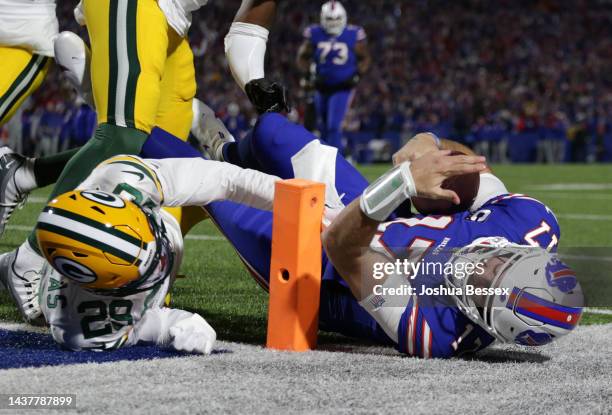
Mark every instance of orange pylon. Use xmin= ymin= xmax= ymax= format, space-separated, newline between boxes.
xmin=266 ymin=179 xmax=325 ymax=351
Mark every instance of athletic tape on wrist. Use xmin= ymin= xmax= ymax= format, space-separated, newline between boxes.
xmin=359 ymin=162 xmax=416 ymax=222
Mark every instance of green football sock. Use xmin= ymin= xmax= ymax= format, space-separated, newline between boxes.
xmin=33 ymin=148 xmax=80 ymax=188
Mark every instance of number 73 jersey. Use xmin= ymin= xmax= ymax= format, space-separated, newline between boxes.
xmin=304 ymin=24 xmax=366 ymax=86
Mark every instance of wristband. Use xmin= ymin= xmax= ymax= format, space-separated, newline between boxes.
xmin=359 ymin=161 xmax=416 ymax=222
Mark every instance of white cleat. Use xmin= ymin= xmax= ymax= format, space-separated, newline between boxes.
xmin=0 ymin=147 xmax=28 ymax=237
xmin=0 ymin=244 xmax=45 ymax=325
xmin=190 ymin=99 xmax=235 ymax=161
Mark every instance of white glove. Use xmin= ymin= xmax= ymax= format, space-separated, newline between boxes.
xmin=169 ymin=314 xmax=216 ymax=355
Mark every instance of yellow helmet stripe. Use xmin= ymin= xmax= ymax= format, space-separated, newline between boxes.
xmin=37 ymin=212 xmax=144 ymax=265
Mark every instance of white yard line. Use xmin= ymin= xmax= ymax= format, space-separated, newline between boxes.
xmin=559 ymin=254 xmax=612 ymax=262
xmin=556 ymin=213 xmax=612 ymax=221
xmin=519 ymin=192 xmax=612 ymax=200
xmin=0 ymin=322 xmax=48 ymax=333
xmin=184 ymin=234 xmax=225 ymax=241
xmin=526 ymin=183 xmax=612 ymax=191
xmin=584 ymin=308 xmax=612 ymax=316
xmin=27 ymin=197 xmax=47 ymax=203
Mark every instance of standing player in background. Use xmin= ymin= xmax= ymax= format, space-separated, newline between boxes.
xmin=297 ymin=1 xmax=370 ymax=152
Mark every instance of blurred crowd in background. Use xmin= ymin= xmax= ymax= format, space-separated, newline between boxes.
xmin=2 ymin=0 xmax=612 ymax=163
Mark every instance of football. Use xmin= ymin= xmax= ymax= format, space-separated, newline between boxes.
xmin=411 ymin=151 xmax=481 ymax=214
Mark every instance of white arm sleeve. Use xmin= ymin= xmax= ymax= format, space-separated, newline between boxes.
xmin=146 ymin=158 xmax=278 ymax=210
xmin=224 ymin=22 xmax=269 ymax=90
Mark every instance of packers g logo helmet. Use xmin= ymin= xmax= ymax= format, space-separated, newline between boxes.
xmin=36 ymin=190 xmax=158 ymax=290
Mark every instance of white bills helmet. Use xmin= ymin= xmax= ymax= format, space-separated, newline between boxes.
xmin=445 ymin=238 xmax=584 ymax=346
xmin=321 ymin=1 xmax=347 ymax=36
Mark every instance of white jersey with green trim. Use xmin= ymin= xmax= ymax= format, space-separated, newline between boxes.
xmin=40 ymin=263 xmax=171 ymax=351
xmin=39 ymin=154 xmax=276 ymax=351
xmin=39 ymin=154 xmax=185 ymax=351
xmin=0 ymin=0 xmax=58 ymax=56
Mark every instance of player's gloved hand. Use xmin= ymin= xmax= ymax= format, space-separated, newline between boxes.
xmin=245 ymin=78 xmax=290 ymax=114
xmin=346 ymin=73 xmax=361 ymax=88
xmin=169 ymin=314 xmax=216 ymax=355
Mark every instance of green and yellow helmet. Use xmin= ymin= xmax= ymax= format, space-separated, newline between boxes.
xmin=36 ymin=189 xmax=169 ymax=292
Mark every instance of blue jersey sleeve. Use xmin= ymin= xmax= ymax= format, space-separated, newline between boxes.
xmin=350 ymin=25 xmax=367 ymax=42
xmin=303 ymin=24 xmax=316 ymax=41
xmin=397 ymin=296 xmax=495 ymax=358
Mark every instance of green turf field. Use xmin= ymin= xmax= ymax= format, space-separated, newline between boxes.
xmin=1 ymin=163 xmax=611 ymax=337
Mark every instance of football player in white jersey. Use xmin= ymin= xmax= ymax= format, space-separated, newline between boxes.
xmin=30 ymin=154 xmax=277 ymax=353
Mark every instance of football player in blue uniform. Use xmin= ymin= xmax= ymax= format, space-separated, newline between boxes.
xmin=2 ymin=109 xmax=583 ymax=358
xmin=297 ymin=1 xmax=370 ymax=151
xmin=201 ymin=113 xmax=583 ymax=358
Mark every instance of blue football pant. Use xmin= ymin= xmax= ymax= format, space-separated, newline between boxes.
xmin=314 ymin=89 xmax=353 ymax=152
xmin=142 ymin=114 xmax=392 ymax=344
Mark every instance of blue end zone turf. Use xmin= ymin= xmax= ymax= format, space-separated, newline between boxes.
xmin=0 ymin=328 xmax=186 ymax=369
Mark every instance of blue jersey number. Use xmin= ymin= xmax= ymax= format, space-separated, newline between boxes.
xmin=317 ymin=41 xmax=349 ymax=65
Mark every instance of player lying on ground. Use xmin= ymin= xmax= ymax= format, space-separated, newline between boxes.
xmin=1 ymin=132 xmax=478 ymax=354
xmin=199 ymin=113 xmax=583 ymax=357
xmin=3 ymin=111 xmax=583 ymax=357
xmin=21 ymin=155 xmax=278 ymax=353
xmin=0 ymin=99 xmax=237 ymax=325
